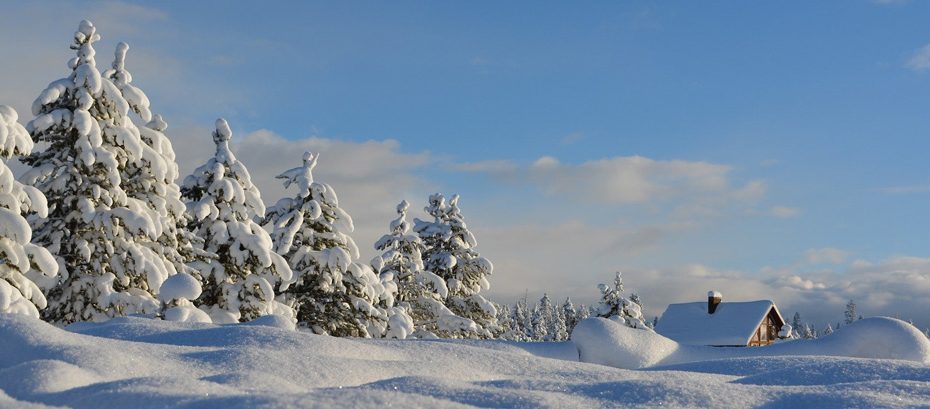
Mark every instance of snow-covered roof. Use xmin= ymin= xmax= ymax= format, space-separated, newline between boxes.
xmin=655 ymin=300 xmax=784 ymax=346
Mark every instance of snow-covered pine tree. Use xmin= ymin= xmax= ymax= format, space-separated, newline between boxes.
xmin=629 ymin=292 xmax=643 ymax=309
xmin=844 ymin=300 xmax=857 ymax=325
xmin=494 ymin=303 xmax=512 ymax=339
xmin=103 ymin=42 xmax=208 ymax=284
xmin=595 ymin=272 xmax=651 ymax=331
xmin=550 ymin=304 xmax=569 ymax=341
xmin=536 ymin=293 xmax=555 ymax=341
xmin=530 ymin=303 xmax=548 ymax=341
xmin=562 ymin=297 xmax=578 ymax=334
xmin=414 ymin=193 xmax=497 ymax=338
xmin=577 ymin=304 xmax=590 ymax=321
xmin=0 ymin=106 xmax=59 ymax=318
xmin=181 ymin=118 xmax=293 ymax=323
xmin=801 ymin=324 xmax=816 ymax=339
xmin=370 ymin=200 xmax=474 ymax=338
xmin=264 ymin=151 xmax=390 ymax=337
xmin=822 ymin=323 xmax=834 ymax=336
xmin=510 ymin=297 xmax=529 ymax=341
xmin=23 ymin=20 xmax=174 ymax=323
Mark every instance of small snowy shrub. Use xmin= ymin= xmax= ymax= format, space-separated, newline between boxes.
xmin=596 ymin=272 xmax=652 ymax=331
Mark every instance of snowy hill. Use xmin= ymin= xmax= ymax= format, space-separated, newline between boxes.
xmin=0 ymin=314 xmax=929 ymax=408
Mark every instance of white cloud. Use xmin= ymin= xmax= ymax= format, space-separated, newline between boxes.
xmin=907 ymin=44 xmax=930 ymax=71
xmin=457 ymin=155 xmax=764 ymax=207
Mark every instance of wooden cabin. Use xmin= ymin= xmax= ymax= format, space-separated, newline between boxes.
xmin=654 ymin=291 xmax=786 ymax=347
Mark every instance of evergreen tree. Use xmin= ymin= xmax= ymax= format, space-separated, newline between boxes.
xmin=550 ymin=304 xmax=569 ymax=341
xmin=536 ymin=293 xmax=554 ymax=341
xmin=370 ymin=200 xmax=472 ymax=338
xmin=801 ymin=324 xmax=816 ymax=339
xmin=562 ymin=297 xmax=578 ymax=334
xmin=510 ymin=297 xmax=529 ymax=341
xmin=530 ymin=303 xmax=548 ymax=341
xmin=629 ymin=293 xmax=643 ymax=309
xmin=414 ymin=193 xmax=497 ymax=338
xmin=595 ymin=272 xmax=651 ymax=330
xmin=844 ymin=300 xmax=857 ymax=325
xmin=494 ymin=303 xmax=512 ymax=339
xmin=792 ymin=312 xmax=803 ymax=333
xmin=181 ymin=118 xmax=293 ymax=323
xmin=577 ymin=304 xmax=591 ymax=321
xmin=103 ymin=42 xmax=208 ymax=283
xmin=822 ymin=323 xmax=834 ymax=336
xmin=264 ymin=152 xmax=391 ymax=336
xmin=0 ymin=106 xmax=59 ymax=318
xmin=23 ymin=21 xmax=172 ymax=323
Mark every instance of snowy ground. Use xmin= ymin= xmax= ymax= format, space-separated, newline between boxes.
xmin=0 ymin=315 xmax=929 ymax=408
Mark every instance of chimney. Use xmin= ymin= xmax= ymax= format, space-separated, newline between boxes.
xmin=708 ymin=290 xmax=722 ymax=314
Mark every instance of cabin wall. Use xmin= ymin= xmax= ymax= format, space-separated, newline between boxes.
xmin=748 ymin=309 xmax=784 ymax=346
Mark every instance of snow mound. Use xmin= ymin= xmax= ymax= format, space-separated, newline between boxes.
xmin=242 ymin=314 xmax=296 ymax=331
xmin=157 ymin=273 xmax=201 ymax=302
xmin=572 ymin=317 xmax=679 ymax=368
xmin=572 ymin=317 xmax=930 ymax=369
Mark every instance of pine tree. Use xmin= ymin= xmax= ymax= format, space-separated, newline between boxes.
xmin=801 ymin=324 xmax=816 ymax=339
xmin=494 ymin=303 xmax=512 ymax=339
xmin=577 ymin=304 xmax=591 ymax=321
xmin=181 ymin=118 xmax=293 ymax=323
xmin=536 ymin=293 xmax=555 ymax=341
xmin=0 ymin=106 xmax=59 ymax=318
xmin=510 ymin=297 xmax=529 ymax=341
xmin=370 ymin=200 xmax=473 ymax=338
xmin=595 ymin=272 xmax=651 ymax=330
xmin=414 ymin=193 xmax=497 ymax=338
xmin=792 ymin=312 xmax=803 ymax=333
xmin=23 ymin=21 xmax=172 ymax=323
xmin=103 ymin=42 xmax=208 ymax=284
xmin=844 ymin=300 xmax=857 ymax=325
xmin=822 ymin=323 xmax=834 ymax=336
xmin=550 ymin=304 xmax=569 ymax=341
xmin=530 ymin=303 xmax=548 ymax=341
xmin=562 ymin=297 xmax=578 ymax=334
xmin=264 ymin=152 xmax=391 ymax=337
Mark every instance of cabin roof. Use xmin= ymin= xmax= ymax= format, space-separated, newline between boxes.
xmin=655 ymin=300 xmax=785 ymax=346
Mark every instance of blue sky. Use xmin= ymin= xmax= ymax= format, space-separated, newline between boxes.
xmin=2 ymin=1 xmax=930 ymax=329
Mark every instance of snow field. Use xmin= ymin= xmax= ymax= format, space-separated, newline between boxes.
xmin=0 ymin=314 xmax=928 ymax=408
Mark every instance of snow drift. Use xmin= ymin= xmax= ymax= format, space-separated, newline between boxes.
xmin=0 ymin=314 xmax=928 ymax=408
xmin=572 ymin=316 xmax=930 ymax=369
